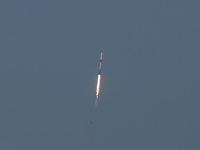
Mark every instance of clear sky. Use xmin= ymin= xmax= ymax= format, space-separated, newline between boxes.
xmin=0 ymin=1 xmax=200 ymax=149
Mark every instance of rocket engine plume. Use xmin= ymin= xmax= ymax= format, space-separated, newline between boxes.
xmin=96 ymin=74 xmax=101 ymax=96
xmin=95 ymin=52 xmax=103 ymax=106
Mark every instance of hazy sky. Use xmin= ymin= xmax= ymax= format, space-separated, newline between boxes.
xmin=0 ymin=1 xmax=200 ymax=149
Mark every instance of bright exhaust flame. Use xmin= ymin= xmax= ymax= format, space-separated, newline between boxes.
xmin=95 ymin=74 xmax=101 ymax=106
xmin=96 ymin=74 xmax=101 ymax=96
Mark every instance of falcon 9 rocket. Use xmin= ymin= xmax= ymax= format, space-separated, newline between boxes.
xmin=95 ymin=52 xmax=103 ymax=106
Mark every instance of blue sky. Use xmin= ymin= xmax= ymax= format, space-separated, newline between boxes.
xmin=0 ymin=1 xmax=200 ymax=149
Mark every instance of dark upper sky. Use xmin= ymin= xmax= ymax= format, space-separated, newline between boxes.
xmin=0 ymin=1 xmax=200 ymax=149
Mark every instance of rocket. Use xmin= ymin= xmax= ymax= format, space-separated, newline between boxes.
xmin=95 ymin=52 xmax=103 ymax=106
xmin=98 ymin=52 xmax=103 ymax=74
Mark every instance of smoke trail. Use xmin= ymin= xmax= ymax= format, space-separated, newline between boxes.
xmin=95 ymin=96 xmax=98 ymax=107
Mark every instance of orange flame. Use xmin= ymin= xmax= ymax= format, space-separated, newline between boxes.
xmin=96 ymin=74 xmax=101 ymax=96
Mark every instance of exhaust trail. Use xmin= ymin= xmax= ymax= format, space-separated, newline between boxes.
xmin=95 ymin=52 xmax=103 ymax=106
